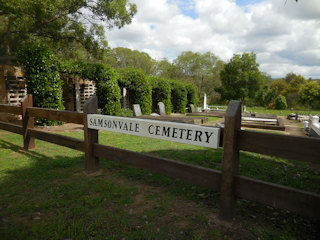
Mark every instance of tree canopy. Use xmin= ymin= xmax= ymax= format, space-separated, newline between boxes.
xmin=0 ymin=0 xmax=137 ymax=58
xmin=216 ymin=52 xmax=264 ymax=103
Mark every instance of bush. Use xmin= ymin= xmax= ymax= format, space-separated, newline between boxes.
xmin=170 ymin=80 xmax=187 ymax=113
xmin=186 ymin=84 xmax=198 ymax=108
xmin=118 ymin=108 xmax=133 ymax=117
xmin=118 ymin=68 xmax=152 ymax=115
xmin=150 ymin=77 xmax=171 ymax=114
xmin=275 ymin=95 xmax=287 ymax=110
xmin=81 ymin=63 xmax=121 ymax=116
xmin=18 ymin=43 xmax=64 ymax=125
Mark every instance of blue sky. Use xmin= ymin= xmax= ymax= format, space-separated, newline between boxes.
xmin=107 ymin=0 xmax=320 ymax=78
xmin=235 ymin=0 xmax=264 ymax=6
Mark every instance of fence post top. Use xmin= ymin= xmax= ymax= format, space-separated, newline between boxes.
xmin=21 ymin=94 xmax=32 ymax=104
xmin=84 ymin=96 xmax=97 ymax=107
xmin=226 ymin=101 xmax=242 ymax=118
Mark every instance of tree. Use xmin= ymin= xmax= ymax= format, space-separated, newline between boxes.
xmin=216 ymin=52 xmax=263 ymax=103
xmin=172 ymin=51 xmax=224 ymax=103
xmin=106 ymin=47 xmax=157 ymax=75
xmin=282 ymin=74 xmax=307 ymax=107
xmin=299 ymin=80 xmax=320 ymax=111
xmin=263 ymin=79 xmax=288 ymax=106
xmin=0 ymin=0 xmax=137 ymax=57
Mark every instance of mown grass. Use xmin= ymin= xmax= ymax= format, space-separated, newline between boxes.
xmin=246 ymin=106 xmax=320 ymax=116
xmin=0 ymin=129 xmax=319 ymax=239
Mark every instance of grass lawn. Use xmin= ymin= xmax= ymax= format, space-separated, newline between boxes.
xmin=0 ymin=129 xmax=319 ymax=239
xmin=246 ymin=106 xmax=320 ymax=116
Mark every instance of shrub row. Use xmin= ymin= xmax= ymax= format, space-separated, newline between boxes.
xmin=18 ymin=44 xmax=198 ymax=121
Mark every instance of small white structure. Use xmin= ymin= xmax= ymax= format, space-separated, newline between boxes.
xmin=203 ymin=93 xmax=209 ymax=110
xmin=309 ymin=115 xmax=320 ymax=138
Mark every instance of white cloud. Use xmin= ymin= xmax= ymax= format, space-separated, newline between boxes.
xmin=106 ymin=0 xmax=320 ymax=78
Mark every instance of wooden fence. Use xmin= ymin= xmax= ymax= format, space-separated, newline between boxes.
xmin=0 ymin=95 xmax=319 ymax=221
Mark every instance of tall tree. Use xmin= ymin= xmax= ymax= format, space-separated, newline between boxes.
xmin=299 ymin=80 xmax=320 ymax=111
xmin=216 ymin=52 xmax=263 ymax=103
xmin=0 ymin=0 xmax=137 ymax=57
xmin=106 ymin=47 xmax=157 ymax=75
xmin=282 ymin=74 xmax=307 ymax=107
xmin=172 ymin=51 xmax=224 ymax=103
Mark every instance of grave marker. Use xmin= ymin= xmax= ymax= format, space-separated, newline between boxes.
xmin=133 ymin=104 xmax=142 ymax=116
xmin=157 ymin=102 xmax=166 ymax=116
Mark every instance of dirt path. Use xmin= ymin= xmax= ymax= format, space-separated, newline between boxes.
xmin=279 ymin=116 xmax=306 ymax=137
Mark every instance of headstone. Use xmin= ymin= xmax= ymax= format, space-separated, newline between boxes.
xmin=133 ymin=104 xmax=142 ymax=116
xmin=157 ymin=102 xmax=166 ymax=116
xmin=188 ymin=104 xmax=195 ymax=113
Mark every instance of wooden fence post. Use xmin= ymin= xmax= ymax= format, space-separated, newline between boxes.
xmin=83 ymin=96 xmax=100 ymax=175
xmin=21 ymin=95 xmax=35 ymax=150
xmin=219 ymin=100 xmax=242 ymax=221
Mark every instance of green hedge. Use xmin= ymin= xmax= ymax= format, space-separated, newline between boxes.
xmin=118 ymin=68 xmax=152 ymax=115
xmin=18 ymin=43 xmax=64 ymax=125
xmin=150 ymin=77 xmax=171 ymax=114
xmin=186 ymin=84 xmax=198 ymax=108
xmin=80 ymin=63 xmax=121 ymax=115
xmin=170 ymin=80 xmax=187 ymax=113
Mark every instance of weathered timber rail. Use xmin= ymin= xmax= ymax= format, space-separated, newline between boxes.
xmin=0 ymin=95 xmax=319 ymax=221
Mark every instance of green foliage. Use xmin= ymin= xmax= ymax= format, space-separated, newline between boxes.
xmin=275 ymin=95 xmax=287 ymax=110
xmin=282 ymin=75 xmax=307 ymax=108
xmin=0 ymin=0 xmax=137 ymax=58
xmin=118 ymin=68 xmax=152 ymax=115
xmin=150 ymin=77 xmax=172 ymax=114
xmin=106 ymin=47 xmax=157 ymax=75
xmin=81 ymin=63 xmax=121 ymax=116
xmin=170 ymin=80 xmax=187 ymax=113
xmin=217 ymin=52 xmax=263 ymax=103
xmin=172 ymin=51 xmax=224 ymax=103
xmin=17 ymin=42 xmax=64 ymax=125
xmin=118 ymin=108 xmax=133 ymax=117
xmin=186 ymin=84 xmax=198 ymax=108
xmin=299 ymin=80 xmax=320 ymax=109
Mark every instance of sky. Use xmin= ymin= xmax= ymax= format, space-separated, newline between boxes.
xmin=106 ymin=0 xmax=320 ymax=79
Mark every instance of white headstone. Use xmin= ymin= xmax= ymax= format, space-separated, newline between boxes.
xmin=133 ymin=104 xmax=142 ymax=116
xmin=157 ymin=102 xmax=166 ymax=116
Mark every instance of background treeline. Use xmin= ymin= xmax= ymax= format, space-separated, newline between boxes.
xmin=2 ymin=0 xmax=319 ymax=113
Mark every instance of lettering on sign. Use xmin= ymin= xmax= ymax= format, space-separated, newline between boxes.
xmin=87 ymin=114 xmax=220 ymax=149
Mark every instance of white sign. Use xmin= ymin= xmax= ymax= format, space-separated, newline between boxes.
xmin=87 ymin=114 xmax=220 ymax=149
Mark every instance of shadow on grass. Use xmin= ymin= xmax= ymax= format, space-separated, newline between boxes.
xmin=0 ymin=139 xmax=319 ymax=239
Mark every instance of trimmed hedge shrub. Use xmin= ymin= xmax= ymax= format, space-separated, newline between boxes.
xmin=170 ymin=80 xmax=187 ymax=113
xmin=80 ymin=63 xmax=121 ymax=115
xmin=186 ymin=84 xmax=198 ymax=108
xmin=118 ymin=68 xmax=152 ymax=115
xmin=275 ymin=94 xmax=287 ymax=110
xmin=18 ymin=43 xmax=64 ymax=125
xmin=150 ymin=77 xmax=171 ymax=114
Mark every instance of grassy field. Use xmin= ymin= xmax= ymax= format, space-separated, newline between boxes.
xmin=246 ymin=106 xmax=320 ymax=116
xmin=0 ymin=129 xmax=319 ymax=239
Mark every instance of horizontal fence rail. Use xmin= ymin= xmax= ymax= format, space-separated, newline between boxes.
xmin=28 ymin=129 xmax=85 ymax=152
xmin=0 ymin=121 xmax=23 ymax=135
xmin=93 ymin=143 xmax=222 ymax=190
xmin=0 ymin=95 xmax=319 ymax=221
xmin=235 ymin=176 xmax=320 ymax=219
xmin=0 ymin=104 xmax=21 ymax=115
xmin=27 ymin=107 xmax=84 ymax=124
xmin=238 ymin=130 xmax=320 ymax=164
